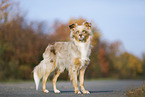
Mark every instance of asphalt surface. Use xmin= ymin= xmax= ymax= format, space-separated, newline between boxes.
xmin=0 ymin=80 xmax=144 ymax=97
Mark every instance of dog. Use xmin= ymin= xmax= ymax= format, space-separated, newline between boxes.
xmin=33 ymin=22 xmax=92 ymax=94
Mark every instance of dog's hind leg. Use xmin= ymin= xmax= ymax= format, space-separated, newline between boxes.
xmin=79 ymin=66 xmax=90 ymax=94
xmin=42 ymin=72 xmax=51 ymax=93
xmin=52 ymin=70 xmax=61 ymax=93
xmin=42 ymin=61 xmax=56 ymax=93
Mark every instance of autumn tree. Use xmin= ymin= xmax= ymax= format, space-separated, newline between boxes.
xmin=98 ymin=42 xmax=109 ymax=77
xmin=0 ymin=0 xmax=50 ymax=80
xmin=51 ymin=20 xmax=70 ymax=42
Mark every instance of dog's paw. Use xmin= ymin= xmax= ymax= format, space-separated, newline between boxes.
xmin=54 ymin=89 xmax=61 ymax=93
xmin=85 ymin=59 xmax=90 ymax=64
xmin=82 ymin=90 xmax=90 ymax=94
xmin=81 ymin=58 xmax=90 ymax=64
xmin=43 ymin=89 xmax=49 ymax=93
xmin=75 ymin=90 xmax=81 ymax=94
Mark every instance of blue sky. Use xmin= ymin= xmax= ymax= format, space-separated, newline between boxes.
xmin=15 ymin=0 xmax=145 ymax=58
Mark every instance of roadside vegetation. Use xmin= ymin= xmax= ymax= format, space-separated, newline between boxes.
xmin=126 ymin=84 xmax=145 ymax=97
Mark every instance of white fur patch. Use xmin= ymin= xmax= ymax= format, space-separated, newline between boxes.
xmin=44 ymin=89 xmax=49 ymax=93
xmin=54 ymin=89 xmax=61 ymax=93
xmin=83 ymin=90 xmax=90 ymax=94
xmin=77 ymin=91 xmax=81 ymax=94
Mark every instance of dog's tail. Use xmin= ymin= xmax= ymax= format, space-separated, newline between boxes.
xmin=33 ymin=61 xmax=45 ymax=91
xmin=33 ymin=69 xmax=40 ymax=91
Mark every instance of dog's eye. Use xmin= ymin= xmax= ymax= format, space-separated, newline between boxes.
xmin=76 ymin=31 xmax=79 ymax=33
xmin=82 ymin=30 xmax=87 ymax=33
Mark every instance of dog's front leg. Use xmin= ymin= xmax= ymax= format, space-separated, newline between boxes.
xmin=79 ymin=66 xmax=90 ymax=94
xmin=72 ymin=70 xmax=81 ymax=94
xmin=69 ymin=67 xmax=81 ymax=94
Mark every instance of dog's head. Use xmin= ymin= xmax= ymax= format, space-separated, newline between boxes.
xmin=69 ymin=22 xmax=92 ymax=43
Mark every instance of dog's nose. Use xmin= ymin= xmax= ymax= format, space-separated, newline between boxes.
xmin=79 ymin=34 xmax=83 ymax=37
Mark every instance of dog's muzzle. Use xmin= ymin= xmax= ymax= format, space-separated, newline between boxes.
xmin=78 ymin=35 xmax=85 ymax=41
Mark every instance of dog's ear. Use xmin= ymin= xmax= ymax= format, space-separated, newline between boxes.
xmin=69 ymin=23 xmax=76 ymax=30
xmin=83 ymin=22 xmax=91 ymax=28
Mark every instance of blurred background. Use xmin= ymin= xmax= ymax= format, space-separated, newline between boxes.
xmin=0 ymin=0 xmax=145 ymax=81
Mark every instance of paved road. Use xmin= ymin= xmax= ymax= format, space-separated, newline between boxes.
xmin=0 ymin=80 xmax=144 ymax=97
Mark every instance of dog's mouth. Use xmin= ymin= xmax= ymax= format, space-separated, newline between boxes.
xmin=78 ymin=36 xmax=85 ymax=42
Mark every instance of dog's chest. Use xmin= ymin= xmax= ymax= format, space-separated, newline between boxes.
xmin=76 ymin=42 xmax=90 ymax=59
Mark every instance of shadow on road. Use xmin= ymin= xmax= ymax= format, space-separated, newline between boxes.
xmin=49 ymin=90 xmax=113 ymax=94
xmin=90 ymin=90 xmax=113 ymax=94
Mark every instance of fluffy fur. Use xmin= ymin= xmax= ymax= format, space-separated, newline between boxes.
xmin=33 ymin=22 xmax=92 ymax=94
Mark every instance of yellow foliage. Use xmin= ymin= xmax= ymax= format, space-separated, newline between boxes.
xmin=119 ymin=52 xmax=142 ymax=77
xmin=127 ymin=53 xmax=142 ymax=73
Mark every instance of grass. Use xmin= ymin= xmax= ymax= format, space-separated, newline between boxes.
xmin=126 ymin=83 xmax=145 ymax=97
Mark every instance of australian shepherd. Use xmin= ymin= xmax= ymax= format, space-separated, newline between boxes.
xmin=33 ymin=22 xmax=92 ymax=94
